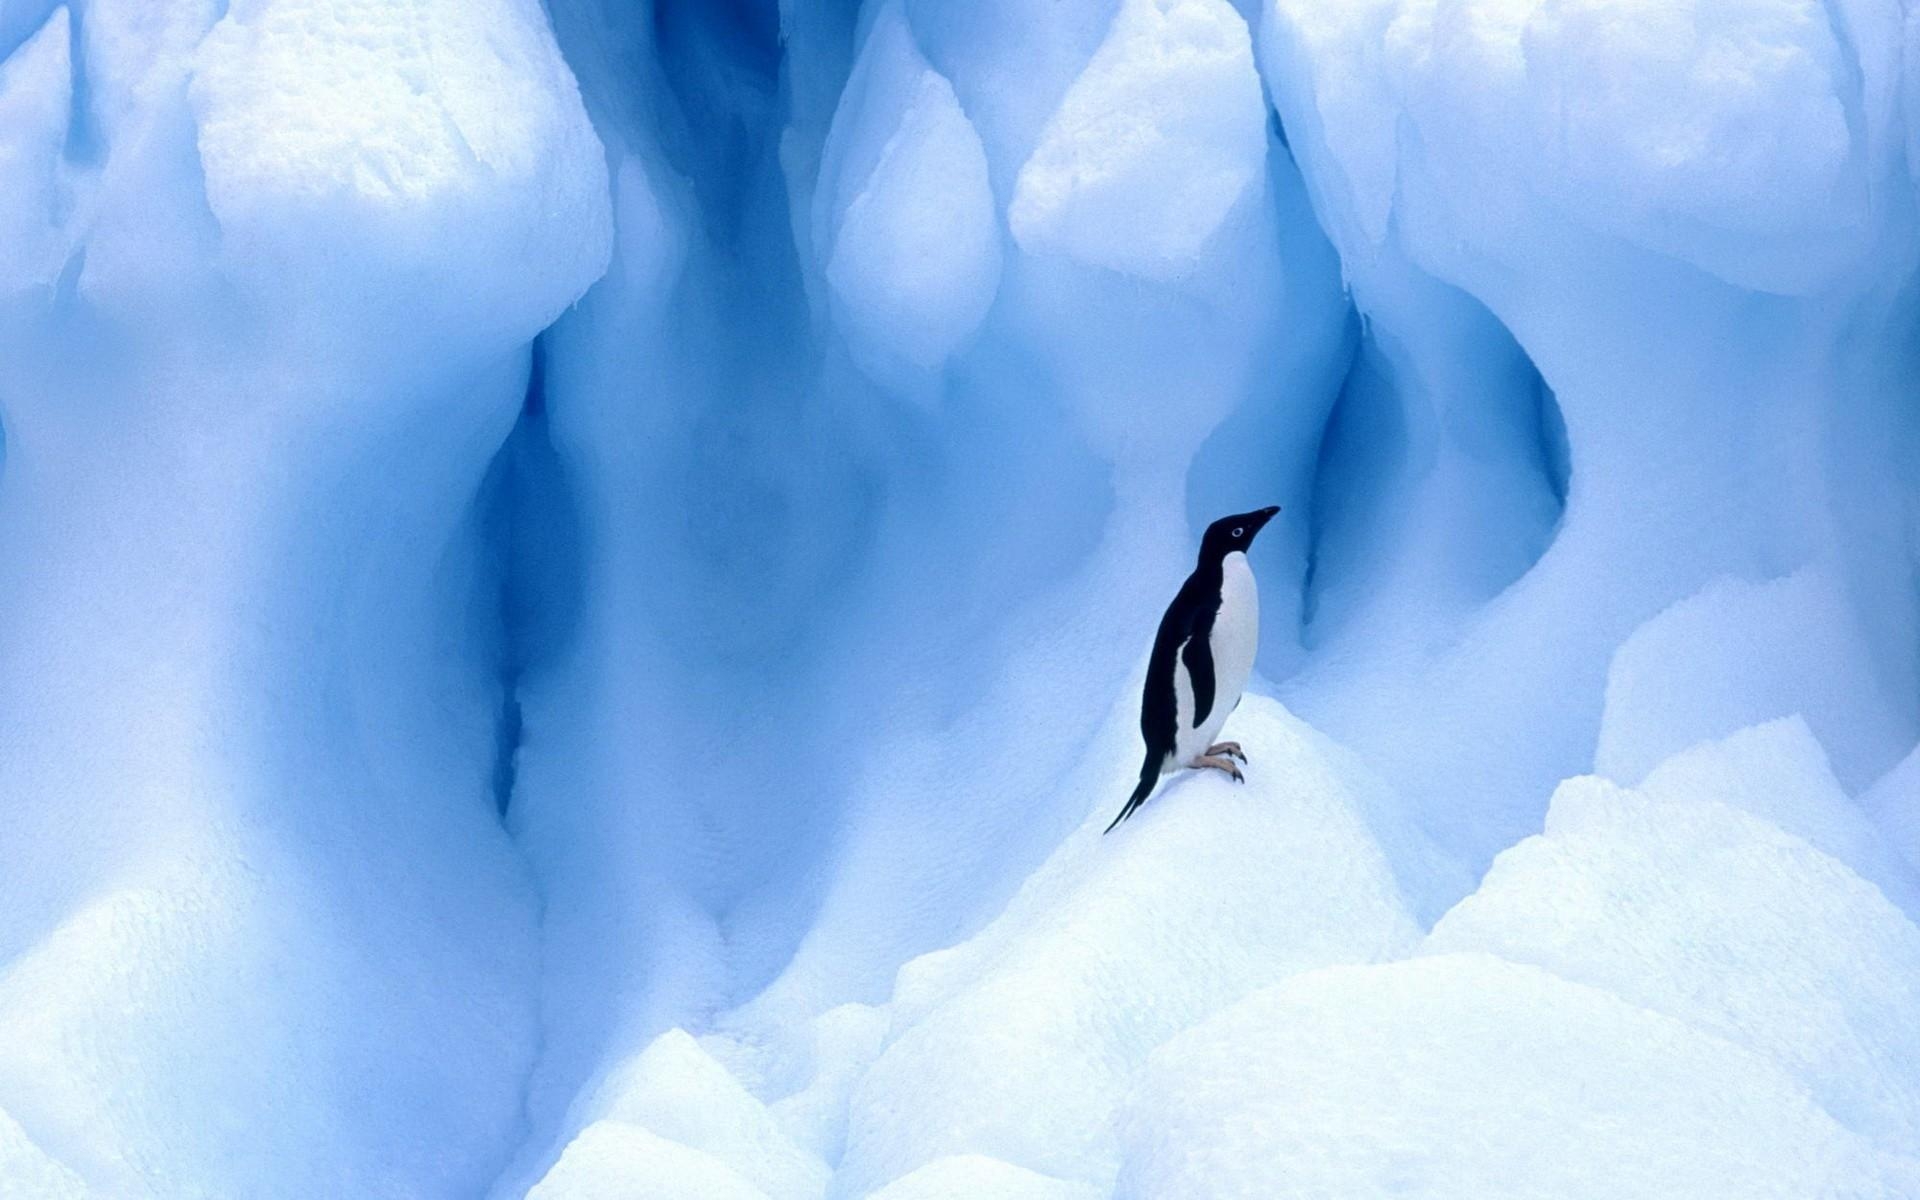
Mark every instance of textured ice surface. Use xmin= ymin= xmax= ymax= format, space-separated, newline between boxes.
xmin=565 ymin=1030 xmax=828 ymax=1200
xmin=1867 ymin=746 xmax=1920 ymax=880
xmin=0 ymin=7 xmax=68 ymax=294
xmin=192 ymin=0 xmax=611 ymax=337
xmin=1428 ymin=752 xmax=1920 ymax=1156
xmin=1262 ymin=0 xmax=1920 ymax=880
xmin=1264 ymin=0 xmax=1873 ymax=291
xmin=863 ymin=1156 xmax=1101 ymax=1200
xmin=1117 ymin=954 xmax=1905 ymax=1199
xmin=1619 ymin=719 xmax=1920 ymax=921
xmin=3 ymin=0 xmax=1920 ymax=1197
xmin=0 ymin=1107 xmax=89 ymax=1200
xmin=0 ymin=0 xmax=606 ymax=1195
xmin=829 ymin=696 xmax=1420 ymax=1196
xmin=526 ymin=1122 xmax=772 ymax=1200
xmin=820 ymin=2 xmax=1000 ymax=383
xmin=1596 ymin=570 xmax=1911 ymax=789
xmin=1009 ymin=0 xmax=1267 ymax=279
xmin=764 ymin=1003 xmax=889 ymax=1167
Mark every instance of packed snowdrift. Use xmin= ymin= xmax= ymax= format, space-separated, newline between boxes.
xmin=1 ymin=0 xmax=1918 ymax=1197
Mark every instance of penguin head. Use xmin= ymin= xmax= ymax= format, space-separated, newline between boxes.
xmin=1200 ymin=506 xmax=1280 ymax=562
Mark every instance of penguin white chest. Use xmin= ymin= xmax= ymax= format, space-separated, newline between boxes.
xmin=1171 ymin=551 xmax=1259 ymax=767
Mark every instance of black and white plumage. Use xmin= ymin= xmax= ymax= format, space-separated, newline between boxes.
xmin=1106 ymin=506 xmax=1280 ymax=833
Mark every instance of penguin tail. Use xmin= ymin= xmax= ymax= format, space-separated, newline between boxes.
xmin=1104 ymin=754 xmax=1161 ymax=834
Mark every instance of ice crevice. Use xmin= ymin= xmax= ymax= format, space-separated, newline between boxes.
xmin=3 ymin=0 xmax=1920 ymax=1198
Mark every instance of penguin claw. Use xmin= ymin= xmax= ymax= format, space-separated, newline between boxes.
xmin=1207 ymin=742 xmax=1247 ymax=764
xmin=1192 ymin=754 xmax=1244 ymax=783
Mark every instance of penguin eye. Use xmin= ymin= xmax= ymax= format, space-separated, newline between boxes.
xmin=1232 ymin=527 xmax=1244 ymax=537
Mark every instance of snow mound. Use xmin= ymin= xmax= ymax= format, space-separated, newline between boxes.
xmin=0 ymin=1107 xmax=90 ymax=1200
xmin=1427 ymin=748 xmax=1920 ymax=1155
xmin=861 ymin=1155 xmax=1099 ymax=1200
xmin=1596 ymin=570 xmax=1911 ymax=790
xmin=570 ymin=1029 xmax=827 ymax=1200
xmin=1117 ymin=953 xmax=1905 ymax=1198
xmin=0 ymin=843 xmax=537 ymax=1200
xmin=1621 ymin=719 xmax=1920 ymax=920
xmin=834 ymin=695 xmax=1418 ymax=1195
xmin=1010 ymin=0 xmax=1266 ymax=279
xmin=764 ymin=1004 xmax=890 ymax=1166
xmin=526 ymin=1122 xmax=771 ymax=1200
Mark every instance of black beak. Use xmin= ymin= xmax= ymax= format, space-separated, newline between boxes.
xmin=1251 ymin=505 xmax=1280 ymax=531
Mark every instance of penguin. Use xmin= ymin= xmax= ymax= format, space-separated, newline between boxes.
xmin=1106 ymin=505 xmax=1281 ymax=833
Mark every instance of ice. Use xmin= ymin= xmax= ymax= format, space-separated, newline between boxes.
xmin=0 ymin=1106 xmax=90 ymax=1200
xmin=901 ymin=0 xmax=1114 ymax=199
xmin=830 ymin=696 xmax=1419 ymax=1196
xmin=0 ymin=0 xmax=607 ymax=1193
xmin=1265 ymin=0 xmax=1876 ymax=292
xmin=1008 ymin=0 xmax=1267 ymax=279
xmin=0 ymin=6 xmax=67 ymax=296
xmin=1427 ymin=753 xmax=1920 ymax=1155
xmin=1866 ymin=746 xmax=1920 ymax=878
xmin=502 ymin=6 xmax=1325 ymax=1150
xmin=526 ymin=1122 xmax=771 ymax=1200
xmin=862 ymin=1156 xmax=1101 ymax=1200
xmin=764 ymin=1004 xmax=890 ymax=1165
xmin=1596 ymin=570 xmax=1911 ymax=789
xmin=818 ymin=2 xmax=1000 ymax=386
xmin=1620 ymin=720 xmax=1920 ymax=921
xmin=191 ymin=0 xmax=611 ymax=339
xmin=563 ymin=1029 xmax=828 ymax=1200
xmin=1260 ymin=0 xmax=1920 ymax=878
xmin=4 ymin=0 xmax=1920 ymax=1196
xmin=1117 ymin=954 xmax=1907 ymax=1199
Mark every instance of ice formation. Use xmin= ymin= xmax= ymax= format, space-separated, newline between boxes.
xmin=1 ymin=0 xmax=1918 ymax=1197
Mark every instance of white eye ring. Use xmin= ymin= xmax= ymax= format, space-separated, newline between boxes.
xmin=1232 ymin=527 xmax=1244 ymax=537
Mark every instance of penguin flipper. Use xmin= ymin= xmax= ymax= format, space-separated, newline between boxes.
xmin=1105 ymin=752 xmax=1163 ymax=834
xmin=1181 ymin=629 xmax=1217 ymax=728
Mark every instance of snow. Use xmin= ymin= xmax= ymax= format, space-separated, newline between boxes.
xmin=1117 ymin=954 xmax=1909 ymax=1199
xmin=565 ymin=1029 xmax=828 ymax=1200
xmin=1596 ymin=570 xmax=1911 ymax=789
xmin=0 ymin=1107 xmax=90 ymax=1200
xmin=1427 ymin=760 xmax=1920 ymax=1155
xmin=1618 ymin=719 xmax=1920 ymax=921
xmin=831 ymin=695 xmax=1419 ymax=1195
xmin=1867 ymin=746 xmax=1920 ymax=879
xmin=191 ymin=0 xmax=611 ymax=340
xmin=1008 ymin=0 xmax=1268 ymax=279
xmin=864 ymin=1156 xmax=1100 ymax=1200
xmin=526 ymin=1122 xmax=772 ymax=1200
xmin=3 ymin=0 xmax=1920 ymax=1197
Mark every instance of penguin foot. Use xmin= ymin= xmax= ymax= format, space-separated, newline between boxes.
xmin=1191 ymin=754 xmax=1245 ymax=783
xmin=1207 ymin=742 xmax=1246 ymax=764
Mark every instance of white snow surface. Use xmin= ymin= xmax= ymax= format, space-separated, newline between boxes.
xmin=3 ymin=0 xmax=1920 ymax=1197
xmin=1117 ymin=954 xmax=1910 ymax=1199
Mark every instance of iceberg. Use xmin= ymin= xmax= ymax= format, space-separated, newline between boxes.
xmin=0 ymin=0 xmax=1916 ymax=1196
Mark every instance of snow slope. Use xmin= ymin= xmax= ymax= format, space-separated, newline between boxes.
xmin=1 ymin=0 xmax=1918 ymax=1197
